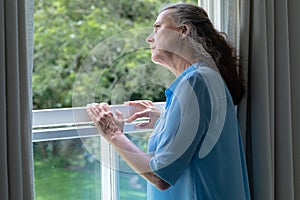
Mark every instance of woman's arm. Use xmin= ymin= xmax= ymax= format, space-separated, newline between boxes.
xmin=110 ymin=134 xmax=170 ymax=190
xmin=86 ymin=103 xmax=170 ymax=190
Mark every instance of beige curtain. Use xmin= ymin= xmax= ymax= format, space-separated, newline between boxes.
xmin=0 ymin=0 xmax=35 ymax=199
xmin=239 ymin=0 xmax=300 ymax=199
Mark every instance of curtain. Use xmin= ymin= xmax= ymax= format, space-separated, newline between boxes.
xmin=239 ymin=0 xmax=300 ymax=199
xmin=0 ymin=0 xmax=35 ymax=199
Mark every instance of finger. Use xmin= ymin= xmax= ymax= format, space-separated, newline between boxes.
xmin=100 ymin=102 xmax=110 ymax=111
xmin=126 ymin=101 xmax=145 ymax=113
xmin=86 ymin=105 xmax=98 ymax=119
xmin=115 ymin=109 xmax=125 ymax=130
xmin=138 ymin=100 xmax=150 ymax=106
xmin=116 ymin=109 xmax=124 ymax=121
xmin=86 ymin=103 xmax=98 ymax=112
xmin=86 ymin=106 xmax=103 ymax=127
xmin=126 ymin=101 xmax=143 ymax=107
xmin=126 ymin=100 xmax=151 ymax=111
xmin=135 ymin=122 xmax=150 ymax=129
xmin=86 ymin=106 xmax=95 ymax=120
xmin=93 ymin=105 xmax=103 ymax=117
xmin=126 ymin=110 xmax=150 ymax=123
xmin=99 ymin=103 xmax=116 ymax=119
xmin=138 ymin=100 xmax=154 ymax=108
xmin=143 ymin=100 xmax=153 ymax=106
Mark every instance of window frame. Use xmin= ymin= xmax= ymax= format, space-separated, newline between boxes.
xmin=198 ymin=0 xmax=229 ymax=32
xmin=32 ymin=102 xmax=165 ymax=200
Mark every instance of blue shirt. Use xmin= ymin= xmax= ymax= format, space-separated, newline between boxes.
xmin=147 ymin=63 xmax=251 ymax=200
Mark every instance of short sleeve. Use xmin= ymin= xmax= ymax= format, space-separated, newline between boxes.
xmin=149 ymin=73 xmax=211 ymax=185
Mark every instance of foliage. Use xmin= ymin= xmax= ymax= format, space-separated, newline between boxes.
xmin=33 ymin=0 xmax=197 ymax=109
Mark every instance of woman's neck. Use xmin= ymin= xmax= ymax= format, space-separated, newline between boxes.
xmin=170 ymin=54 xmax=202 ymax=77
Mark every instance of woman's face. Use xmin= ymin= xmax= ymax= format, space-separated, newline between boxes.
xmin=146 ymin=9 xmax=182 ymax=67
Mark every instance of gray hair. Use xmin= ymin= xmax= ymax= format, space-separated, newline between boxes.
xmin=160 ymin=3 xmax=220 ymax=65
xmin=159 ymin=3 xmax=245 ymax=105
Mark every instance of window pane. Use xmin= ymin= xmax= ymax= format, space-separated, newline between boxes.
xmin=119 ymin=172 xmax=147 ymax=200
xmin=118 ymin=132 xmax=150 ymax=200
xmin=34 ymin=137 xmax=101 ymax=200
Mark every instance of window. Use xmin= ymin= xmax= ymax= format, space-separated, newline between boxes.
xmin=33 ymin=0 xmax=237 ymax=199
xmin=33 ymin=103 xmax=164 ymax=200
xmin=33 ymin=1 xmax=196 ymax=199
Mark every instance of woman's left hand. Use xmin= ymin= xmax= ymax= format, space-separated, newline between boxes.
xmin=86 ymin=103 xmax=124 ymax=141
xmin=125 ymin=100 xmax=161 ymax=129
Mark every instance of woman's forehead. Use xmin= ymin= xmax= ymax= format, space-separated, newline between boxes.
xmin=154 ymin=9 xmax=175 ymax=26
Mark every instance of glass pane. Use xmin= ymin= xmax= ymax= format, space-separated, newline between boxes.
xmin=118 ymin=132 xmax=150 ymax=200
xmin=119 ymin=172 xmax=147 ymax=200
xmin=34 ymin=137 xmax=101 ymax=200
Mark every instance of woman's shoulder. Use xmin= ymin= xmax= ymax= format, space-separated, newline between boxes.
xmin=182 ymin=66 xmax=217 ymax=86
xmin=184 ymin=63 xmax=220 ymax=78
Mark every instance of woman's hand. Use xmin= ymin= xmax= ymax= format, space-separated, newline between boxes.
xmin=126 ymin=100 xmax=161 ymax=129
xmin=86 ymin=103 xmax=124 ymax=141
xmin=86 ymin=102 xmax=170 ymax=190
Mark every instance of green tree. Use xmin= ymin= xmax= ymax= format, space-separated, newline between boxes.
xmin=33 ymin=0 xmax=197 ymax=109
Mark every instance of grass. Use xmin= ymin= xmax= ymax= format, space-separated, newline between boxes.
xmin=34 ymin=159 xmax=146 ymax=200
xmin=34 ymin=136 xmax=149 ymax=200
xmin=34 ymin=160 xmax=101 ymax=200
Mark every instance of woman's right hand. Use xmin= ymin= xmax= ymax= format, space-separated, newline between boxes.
xmin=126 ymin=100 xmax=161 ymax=129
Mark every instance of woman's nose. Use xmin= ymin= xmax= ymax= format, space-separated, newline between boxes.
xmin=146 ymin=32 xmax=154 ymax=44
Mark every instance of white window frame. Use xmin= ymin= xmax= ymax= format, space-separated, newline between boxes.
xmin=32 ymin=102 xmax=165 ymax=200
xmin=198 ymin=0 xmax=228 ymax=32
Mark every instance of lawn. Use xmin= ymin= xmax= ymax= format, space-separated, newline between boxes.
xmin=34 ymin=136 xmax=148 ymax=200
xmin=34 ymin=160 xmax=101 ymax=200
xmin=34 ymin=158 xmax=146 ymax=200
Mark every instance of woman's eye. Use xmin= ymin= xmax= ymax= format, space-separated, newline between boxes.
xmin=154 ymin=24 xmax=160 ymax=32
xmin=155 ymin=25 xmax=160 ymax=28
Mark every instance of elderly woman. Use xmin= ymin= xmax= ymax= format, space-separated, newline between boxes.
xmin=87 ymin=3 xmax=251 ymax=200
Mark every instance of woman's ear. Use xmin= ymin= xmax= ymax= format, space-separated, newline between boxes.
xmin=181 ymin=24 xmax=191 ymax=39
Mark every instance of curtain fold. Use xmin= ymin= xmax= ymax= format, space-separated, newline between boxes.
xmin=239 ymin=0 xmax=300 ymax=199
xmin=288 ymin=1 xmax=300 ymax=199
xmin=274 ymin=1 xmax=294 ymax=199
xmin=0 ymin=0 xmax=34 ymax=199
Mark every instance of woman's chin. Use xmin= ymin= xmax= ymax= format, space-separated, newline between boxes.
xmin=151 ymin=55 xmax=164 ymax=65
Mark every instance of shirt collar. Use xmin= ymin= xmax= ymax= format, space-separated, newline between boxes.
xmin=165 ymin=63 xmax=202 ymax=109
xmin=165 ymin=63 xmax=200 ymax=97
